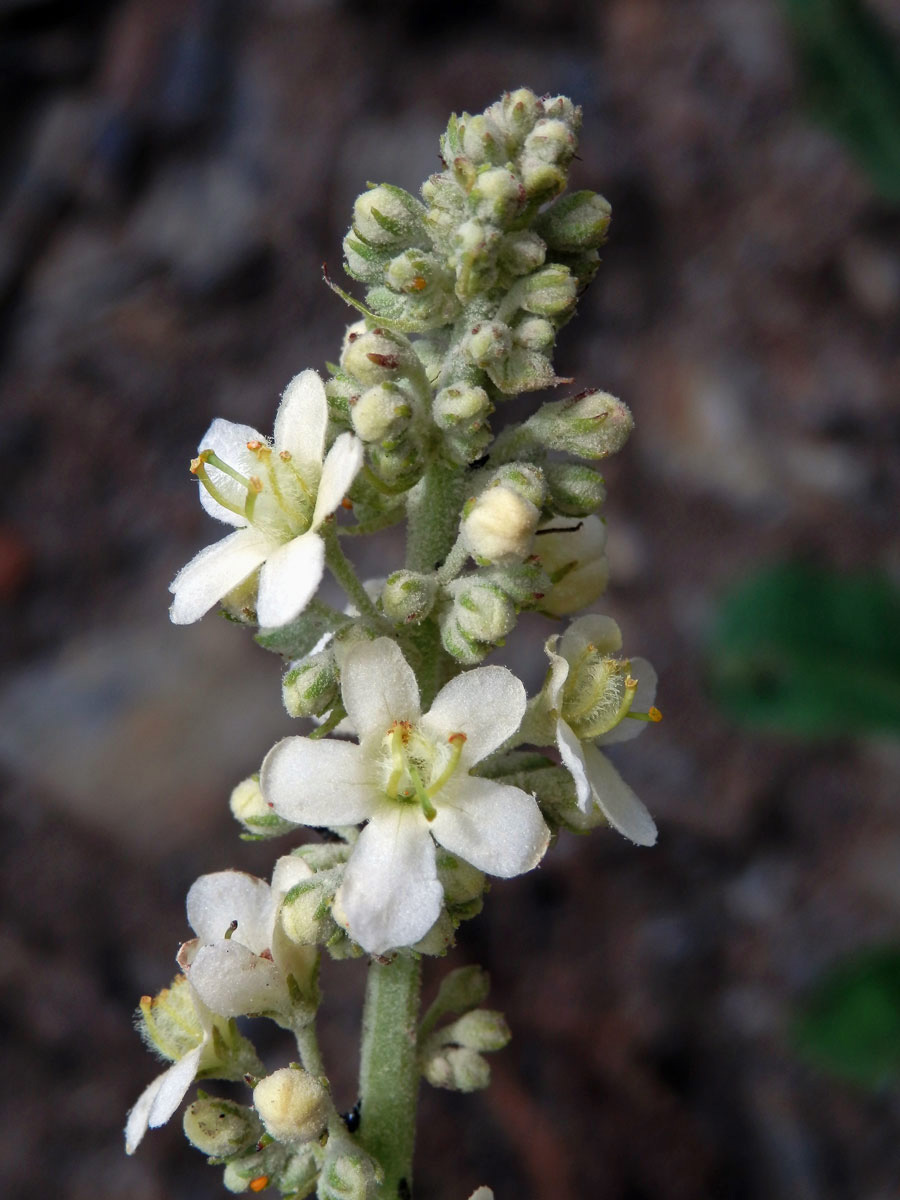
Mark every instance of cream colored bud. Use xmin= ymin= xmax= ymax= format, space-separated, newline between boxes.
xmin=350 ymin=383 xmax=411 ymax=444
xmin=423 ymin=1046 xmax=490 ymax=1092
xmin=253 ymin=1068 xmax=329 ymax=1145
xmin=444 ymin=1009 xmax=511 ymax=1053
xmin=461 ymin=485 xmax=540 ymax=565
xmin=230 ymin=775 xmax=297 ymax=839
xmin=183 ymin=1097 xmax=261 ymax=1158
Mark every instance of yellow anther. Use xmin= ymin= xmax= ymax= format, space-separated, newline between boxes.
xmin=249 ymin=476 xmax=263 ymax=493
xmin=246 ymin=440 xmax=262 ymax=451
xmin=279 ymin=450 xmax=292 ymax=461
xmin=649 ymin=706 xmax=662 ymax=723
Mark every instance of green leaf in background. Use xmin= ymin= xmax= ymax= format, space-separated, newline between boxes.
xmin=707 ymin=561 xmax=900 ymax=737
xmin=793 ymin=947 xmax=900 ymax=1089
xmin=781 ymin=0 xmax=900 ymax=203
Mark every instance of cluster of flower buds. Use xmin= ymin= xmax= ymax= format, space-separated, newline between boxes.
xmin=417 ymin=965 xmax=509 ymax=1093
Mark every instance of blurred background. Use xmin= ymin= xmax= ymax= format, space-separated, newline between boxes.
xmin=1 ymin=1 xmax=899 ymax=1197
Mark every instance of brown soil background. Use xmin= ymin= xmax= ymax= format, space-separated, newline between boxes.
xmin=1 ymin=2 xmax=898 ymax=1198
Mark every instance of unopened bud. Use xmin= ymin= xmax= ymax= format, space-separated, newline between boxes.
xmin=481 ymin=560 xmax=551 ymax=609
xmin=469 ymin=167 xmax=525 ymax=226
xmin=461 ymin=113 xmax=508 ymax=166
xmin=496 ymin=88 xmax=541 ymax=144
xmin=413 ymin=908 xmax=455 ymax=956
xmin=498 ymin=230 xmax=546 ymax=276
xmin=443 ymin=1009 xmax=511 ymax=1053
xmin=423 ymin=1046 xmax=490 ymax=1092
xmin=536 ymin=515 xmax=610 ymax=616
xmin=524 ymin=390 xmax=633 ymax=460
xmin=433 ymin=384 xmax=492 ymax=431
xmin=382 ymin=570 xmax=437 ymax=625
xmin=222 ymin=1143 xmax=288 ymax=1194
xmin=350 ymin=382 xmax=412 ymax=445
xmin=319 ymin=1151 xmax=381 ymax=1200
xmin=352 ymin=185 xmax=425 ymax=249
xmin=436 ymin=852 xmax=486 ymax=911
xmin=279 ymin=867 xmax=341 ymax=946
xmin=519 ymin=264 xmax=577 ymax=318
xmin=340 ymin=327 xmax=418 ymax=388
xmin=342 ymin=233 xmax=389 ymax=284
xmin=282 ymin=651 xmax=338 ymax=718
xmin=519 ymin=158 xmax=567 ymax=202
xmin=538 ymin=190 xmax=611 ymax=252
xmin=544 ymin=461 xmax=607 ymax=516
xmin=183 ymin=1097 xmax=262 ymax=1158
xmin=491 ymin=462 xmax=546 ymax=509
xmin=513 ymin=315 xmax=554 ymax=352
xmin=253 ymin=1068 xmax=329 ymax=1145
xmin=451 ymin=219 xmax=501 ymax=298
xmin=523 ymin=118 xmax=576 ymax=167
xmin=230 ymin=775 xmax=298 ymax=839
xmin=461 ymin=484 xmax=540 ymax=565
xmin=448 ymin=578 xmax=517 ymax=644
xmin=462 ymin=320 xmax=512 ymax=368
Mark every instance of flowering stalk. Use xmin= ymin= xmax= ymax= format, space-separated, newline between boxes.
xmin=126 ymin=89 xmax=663 ymax=1200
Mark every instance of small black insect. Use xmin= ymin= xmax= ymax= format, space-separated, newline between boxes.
xmin=341 ymin=1099 xmax=361 ymax=1133
xmin=398 ymin=1179 xmax=411 ymax=1200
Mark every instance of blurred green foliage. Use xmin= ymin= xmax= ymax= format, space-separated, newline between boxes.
xmin=793 ymin=948 xmax=900 ymax=1088
xmin=707 ymin=561 xmax=900 ymax=738
xmin=781 ymin=0 xmax=900 ymax=202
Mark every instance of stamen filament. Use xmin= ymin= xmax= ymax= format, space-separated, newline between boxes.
xmin=190 ymin=456 xmax=248 ymax=520
xmin=385 ymin=727 xmax=407 ymax=798
xmin=408 ymin=762 xmax=436 ymax=821
xmin=426 ymin=733 xmax=466 ymax=798
xmin=625 ymin=706 xmax=663 ymax=723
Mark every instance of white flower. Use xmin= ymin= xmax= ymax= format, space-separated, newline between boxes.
xmin=261 ymin=638 xmax=550 ymax=955
xmin=535 ymin=514 xmax=609 ymax=616
xmin=546 ymin=613 xmax=658 ymax=846
xmin=169 ymin=370 xmax=364 ymax=628
xmin=177 ymin=856 xmax=317 ymax=1021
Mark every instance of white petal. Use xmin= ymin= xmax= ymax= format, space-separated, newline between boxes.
xmin=431 ymin=775 xmax=550 ymax=878
xmin=556 ymin=719 xmax=592 ymax=812
xmin=270 ymin=854 xmax=314 ymax=901
xmin=261 ymin=736 xmax=375 ymax=825
xmin=597 ymin=656 xmax=659 ymax=745
xmin=188 ymin=940 xmax=289 ymax=1017
xmin=543 ymin=636 xmax=569 ymax=709
xmin=255 ymin=532 xmax=325 ymax=629
xmin=125 ymin=1044 xmax=204 ymax=1153
xmin=311 ymin=433 xmax=364 ymax=528
xmin=274 ymin=370 xmax=327 ymax=475
xmin=341 ymin=637 xmax=420 ymax=742
xmin=582 ymin=743 xmax=657 ymax=846
xmin=187 ymin=870 xmax=274 ymax=954
xmin=337 ymin=803 xmax=441 ymax=954
xmin=559 ymin=613 xmax=622 ymax=662
xmin=422 ymin=666 xmax=526 ymax=767
xmin=196 ymin=418 xmax=266 ymax=527
xmin=169 ymin=527 xmax=271 ymax=624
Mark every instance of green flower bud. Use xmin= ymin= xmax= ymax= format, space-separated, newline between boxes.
xmin=282 ymin=650 xmax=339 ymax=718
xmin=433 ymin=384 xmax=492 ymax=430
xmin=423 ymin=1045 xmax=490 ymax=1092
xmin=518 ymin=264 xmax=578 ymax=318
xmin=382 ymin=570 xmax=437 ymax=625
xmin=523 ymin=118 xmax=576 ymax=167
xmin=535 ymin=515 xmax=610 ymax=616
xmin=491 ymin=461 xmax=546 ymax=509
xmin=451 ymin=219 xmax=501 ymax=298
xmin=319 ymin=1150 xmax=381 ymax=1200
xmin=230 ymin=775 xmax=298 ymax=840
xmin=222 ymin=1143 xmax=289 ymax=1194
xmin=544 ymin=461 xmax=607 ymax=516
xmin=342 ymin=233 xmax=390 ymax=284
xmin=461 ymin=484 xmax=540 ymax=565
xmin=538 ymin=190 xmax=611 ymax=252
xmin=324 ymin=371 xmax=356 ymax=428
xmin=436 ymin=852 xmax=486 ymax=914
xmin=481 ymin=560 xmax=551 ymax=609
xmin=498 ymin=230 xmax=546 ymax=276
xmin=349 ymin=382 xmax=412 ymax=444
xmin=280 ymin=1147 xmax=321 ymax=1196
xmin=460 ymin=113 xmax=508 ymax=166
xmin=486 ymin=346 xmax=556 ymax=394
xmin=441 ymin=578 xmax=517 ymax=665
xmin=469 ymin=167 xmax=525 ymax=226
xmin=413 ymin=908 xmax=455 ymax=956
xmin=542 ymin=95 xmax=581 ymax=127
xmin=519 ymin=157 xmax=567 ymax=202
xmin=427 ymin=965 xmax=491 ymax=1021
xmin=366 ymin=440 xmax=422 ymax=491
xmin=253 ymin=1068 xmax=329 ymax=1145
xmin=443 ymin=1009 xmax=511 ymax=1053
xmin=280 ymin=867 xmax=341 ymax=946
xmin=512 ymin=315 xmax=554 ymax=352
xmin=183 ymin=1097 xmax=262 ymax=1158
xmin=340 ymin=326 xmax=419 ymax=388
xmin=493 ymin=88 xmax=542 ymax=146
xmin=352 ymin=184 xmax=425 ymax=249
xmin=524 ymin=390 xmax=633 ymax=459
xmin=462 ymin=320 xmax=512 ymax=369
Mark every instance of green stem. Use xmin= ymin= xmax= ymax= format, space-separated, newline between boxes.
xmin=323 ymin=523 xmax=387 ymax=627
xmin=358 ymin=954 xmax=422 ymax=1199
xmin=405 ymin=460 xmax=465 ymax=573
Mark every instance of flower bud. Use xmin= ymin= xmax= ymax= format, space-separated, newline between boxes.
xmin=519 ymin=264 xmax=578 ymax=318
xmin=342 ymin=233 xmax=389 ymax=284
xmin=429 ymin=964 xmax=491 ymax=1019
xmin=523 ymin=118 xmax=576 ymax=167
xmin=485 ymin=346 xmax=555 ymax=394
xmin=491 ymin=462 xmax=546 ymax=509
xmin=279 ymin=867 xmax=341 ymax=946
xmin=319 ymin=1151 xmax=381 ymax=1200
xmin=183 ymin=1097 xmax=262 ymax=1158
xmin=436 ymin=852 xmax=486 ymax=915
xmin=462 ymin=320 xmax=512 ymax=369
xmin=448 ymin=578 xmax=517 ymax=644
xmin=496 ymin=88 xmax=541 ymax=144
xmin=538 ymin=190 xmax=611 ymax=252
xmin=443 ymin=1009 xmax=511 ymax=1053
xmin=481 ymin=560 xmax=551 ymax=609
xmin=544 ymin=462 xmax=607 ymax=516
xmin=413 ymin=908 xmax=455 ymax=956
xmin=433 ymin=383 xmax=492 ymax=431
xmin=524 ymin=390 xmax=633 ymax=460
xmin=282 ymin=650 xmax=339 ymax=718
xmin=382 ymin=570 xmax=437 ymax=625
xmin=352 ymin=184 xmax=425 ymax=248
xmin=349 ymin=383 xmax=412 ymax=445
xmin=340 ymin=327 xmax=418 ymax=388
xmin=253 ymin=1068 xmax=329 ymax=1145
xmin=469 ymin=167 xmax=525 ymax=226
xmin=498 ymin=230 xmax=546 ymax=276
xmin=293 ymin=842 xmax=350 ymax=872
xmin=452 ymin=219 xmax=502 ymax=299
xmin=423 ymin=1046 xmax=490 ymax=1092
xmin=518 ymin=158 xmax=567 ymax=202
xmin=230 ymin=775 xmax=298 ymax=839
xmin=461 ymin=485 xmax=540 ymax=566
xmin=535 ymin=515 xmax=610 ymax=616
xmin=222 ymin=1143 xmax=289 ymax=1194
xmin=513 ymin=315 xmax=555 ymax=352
xmin=461 ymin=113 xmax=508 ymax=166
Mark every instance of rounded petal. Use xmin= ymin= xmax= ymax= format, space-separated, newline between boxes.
xmin=581 ymin=743 xmax=657 ymax=846
xmin=125 ymin=1044 xmax=204 ymax=1153
xmin=187 ymin=870 xmax=274 ymax=953
xmin=543 ymin=636 xmax=569 ymax=709
xmin=169 ymin=528 xmax=271 ymax=625
xmin=255 ymin=532 xmax=325 ymax=629
xmin=430 ymin=775 xmax=550 ymax=878
xmin=341 ymin=637 xmax=420 ymax=742
xmin=598 ymin=656 xmax=658 ymax=745
xmin=274 ymin=370 xmax=327 ymax=475
xmin=337 ymin=803 xmax=441 ymax=955
xmin=555 ymin=719 xmax=592 ymax=812
xmin=423 ymin=666 xmax=526 ymax=767
xmin=559 ymin=613 xmax=622 ymax=663
xmin=261 ymin=736 xmax=375 ymax=825
xmin=188 ymin=940 xmax=289 ymax=1017
xmin=196 ymin=418 xmax=266 ymax=527
xmin=311 ymin=433 xmax=364 ymax=528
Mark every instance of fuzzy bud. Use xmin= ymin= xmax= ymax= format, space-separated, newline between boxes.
xmin=498 ymin=230 xmax=547 ymax=276
xmin=447 ymin=578 xmax=517 ymax=644
xmin=436 ymin=852 xmax=486 ymax=915
xmin=183 ymin=1097 xmax=262 ymax=1158
xmin=433 ymin=383 xmax=492 ymax=431
xmin=469 ymin=167 xmax=525 ymax=226
xmin=538 ymin=190 xmax=611 ymax=252
xmin=523 ymin=118 xmax=577 ymax=167
xmin=382 ymin=570 xmax=437 ymax=625
xmin=495 ymin=88 xmax=542 ymax=145
xmin=282 ymin=651 xmax=338 ymax=718
xmin=513 ymin=315 xmax=555 ymax=352
xmin=340 ymin=327 xmax=418 ymax=388
xmin=279 ymin=867 xmax=341 ymax=946
xmin=491 ymin=461 xmax=547 ymax=509
xmin=535 ymin=515 xmax=610 ymax=616
xmin=518 ymin=264 xmax=578 ymax=318
xmin=319 ymin=1151 xmax=381 ymax=1200
xmin=423 ymin=1046 xmax=490 ymax=1092
xmin=429 ymin=964 xmax=491 ymax=1018
xmin=461 ymin=113 xmax=508 ymax=166
xmin=253 ymin=1068 xmax=329 ymax=1146
xmin=350 ymin=382 xmax=412 ymax=445
xmin=352 ymin=185 xmax=425 ymax=249
xmin=462 ymin=320 xmax=512 ymax=369
xmin=461 ymin=485 xmax=540 ymax=565
xmin=230 ymin=775 xmax=298 ymax=840
xmin=544 ymin=461 xmax=607 ymax=516
xmin=442 ymin=1009 xmax=511 ymax=1053
xmin=525 ymin=390 xmax=634 ymax=460
xmin=342 ymin=233 xmax=390 ymax=284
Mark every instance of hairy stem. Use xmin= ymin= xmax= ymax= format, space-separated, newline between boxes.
xmin=405 ymin=460 xmax=465 ymax=574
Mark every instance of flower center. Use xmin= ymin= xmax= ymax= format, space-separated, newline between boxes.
xmin=380 ymin=720 xmax=467 ymax=822
xmin=191 ymin=442 xmax=317 ymax=541
xmin=561 ymin=645 xmax=637 ymax=740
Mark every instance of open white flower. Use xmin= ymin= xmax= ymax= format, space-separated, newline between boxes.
xmin=546 ymin=613 xmax=659 ymax=846
xmin=261 ymin=638 xmax=550 ymax=955
xmin=169 ymin=370 xmax=363 ymax=628
xmin=177 ymin=856 xmax=317 ymax=1021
